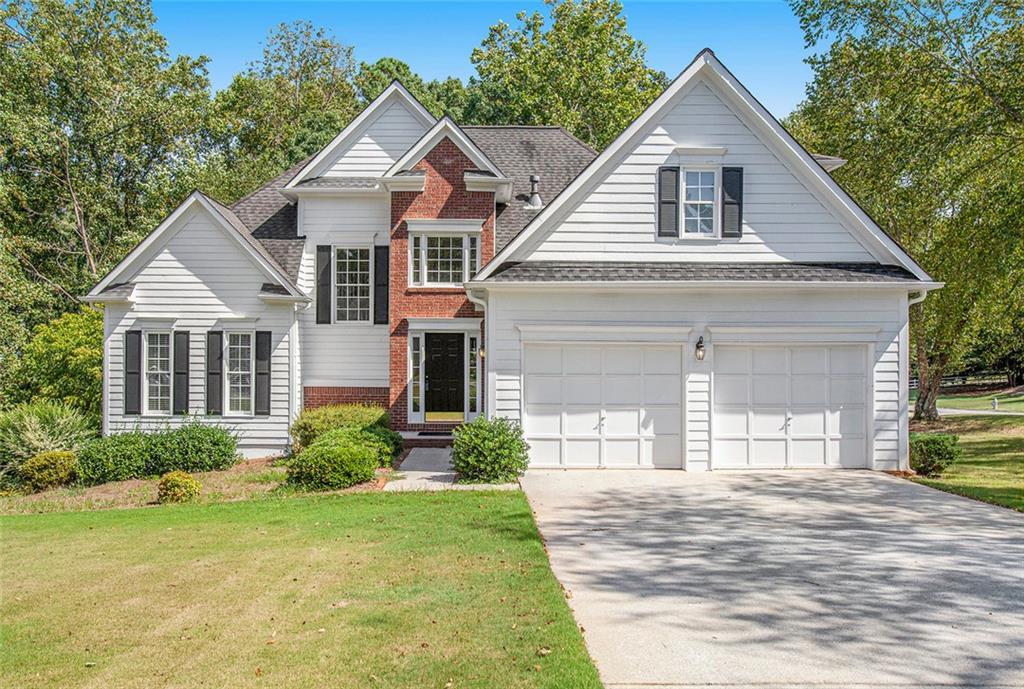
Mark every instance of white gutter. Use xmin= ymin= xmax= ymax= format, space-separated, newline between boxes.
xmin=468 ymin=280 xmax=944 ymax=292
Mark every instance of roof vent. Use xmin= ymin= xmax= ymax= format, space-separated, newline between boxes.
xmin=526 ymin=175 xmax=544 ymax=209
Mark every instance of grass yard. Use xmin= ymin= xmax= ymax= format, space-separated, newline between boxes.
xmin=911 ymin=386 xmax=1024 ymax=413
xmin=0 ymin=491 xmax=601 ymax=689
xmin=910 ymin=415 xmax=1024 ymax=511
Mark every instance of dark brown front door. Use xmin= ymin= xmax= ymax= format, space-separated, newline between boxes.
xmin=425 ymin=333 xmax=464 ymax=415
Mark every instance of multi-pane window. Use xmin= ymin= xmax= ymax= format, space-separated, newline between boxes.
xmin=410 ymin=235 xmax=479 ymax=286
xmin=335 ymin=248 xmax=371 ymax=322
xmin=227 ymin=332 xmax=253 ymax=414
xmin=683 ymin=170 xmax=716 ymax=235
xmin=468 ymin=336 xmax=478 ymax=414
xmin=410 ymin=335 xmax=422 ymax=413
xmin=145 ymin=332 xmax=171 ymax=414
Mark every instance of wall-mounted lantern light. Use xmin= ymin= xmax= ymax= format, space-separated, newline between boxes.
xmin=695 ymin=336 xmax=706 ymax=361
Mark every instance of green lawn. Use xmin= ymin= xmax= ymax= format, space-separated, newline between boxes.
xmin=0 ymin=492 xmax=601 ymax=689
xmin=911 ymin=387 xmax=1024 ymax=413
xmin=911 ymin=415 xmax=1024 ymax=511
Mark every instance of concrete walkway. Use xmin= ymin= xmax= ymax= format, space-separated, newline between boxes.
xmin=522 ymin=469 xmax=1024 ymax=689
xmin=383 ymin=447 xmax=517 ymax=491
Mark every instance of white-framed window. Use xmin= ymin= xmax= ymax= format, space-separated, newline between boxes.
xmin=334 ymin=247 xmax=372 ymax=323
xmin=467 ymin=335 xmax=479 ymax=415
xmin=410 ymin=234 xmax=479 ymax=287
xmin=683 ymin=169 xmax=718 ymax=236
xmin=225 ymin=331 xmax=254 ymax=415
xmin=144 ymin=331 xmax=171 ymax=415
xmin=410 ymin=335 xmax=422 ymax=414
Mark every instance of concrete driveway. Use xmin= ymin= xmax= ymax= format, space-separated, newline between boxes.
xmin=521 ymin=470 xmax=1024 ymax=689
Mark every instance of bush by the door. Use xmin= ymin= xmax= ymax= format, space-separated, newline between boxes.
xmin=20 ymin=451 xmax=79 ymax=491
xmin=287 ymin=433 xmax=377 ymax=490
xmin=158 ymin=471 xmax=201 ymax=503
xmin=452 ymin=416 xmax=530 ymax=484
xmin=289 ymin=404 xmax=390 ymax=453
xmin=910 ymin=432 xmax=962 ymax=477
xmin=314 ymin=426 xmax=403 ymax=467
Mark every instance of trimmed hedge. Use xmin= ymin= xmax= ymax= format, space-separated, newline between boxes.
xmin=289 ymin=404 xmax=389 ymax=453
xmin=20 ymin=451 xmax=79 ymax=492
xmin=910 ymin=432 xmax=962 ymax=477
xmin=452 ymin=416 xmax=530 ymax=484
xmin=158 ymin=471 xmax=201 ymax=504
xmin=315 ymin=426 xmax=402 ymax=467
xmin=287 ymin=433 xmax=377 ymax=490
xmin=0 ymin=401 xmax=94 ymax=487
xmin=77 ymin=421 xmax=238 ymax=486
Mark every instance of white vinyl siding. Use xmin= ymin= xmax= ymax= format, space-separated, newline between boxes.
xmin=486 ymin=288 xmax=909 ymax=472
xmin=297 ymin=196 xmax=389 ymax=387
xmin=103 ymin=207 xmax=294 ymax=457
xmin=527 ymin=79 xmax=877 ymax=262
xmin=324 ymin=101 xmax=430 ymax=177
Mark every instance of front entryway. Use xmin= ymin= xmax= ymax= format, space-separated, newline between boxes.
xmin=424 ymin=333 xmax=464 ymax=422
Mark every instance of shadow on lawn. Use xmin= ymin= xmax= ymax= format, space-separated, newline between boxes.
xmin=533 ymin=472 xmax=1024 ymax=687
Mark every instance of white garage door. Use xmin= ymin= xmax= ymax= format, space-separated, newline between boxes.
xmin=523 ymin=343 xmax=683 ymax=468
xmin=713 ymin=345 xmax=868 ymax=468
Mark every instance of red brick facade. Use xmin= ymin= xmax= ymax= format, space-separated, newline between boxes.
xmin=388 ymin=137 xmax=494 ymax=430
xmin=303 ymin=386 xmax=389 ymax=409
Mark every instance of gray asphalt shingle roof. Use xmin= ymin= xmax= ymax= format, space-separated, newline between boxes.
xmin=485 ymin=261 xmax=920 ymax=283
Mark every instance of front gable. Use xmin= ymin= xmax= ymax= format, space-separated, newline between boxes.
xmin=477 ymin=50 xmax=931 ymax=282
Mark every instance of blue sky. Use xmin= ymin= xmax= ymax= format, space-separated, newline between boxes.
xmin=153 ymin=1 xmax=815 ymax=117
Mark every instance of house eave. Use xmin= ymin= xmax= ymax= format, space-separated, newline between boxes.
xmin=467 ymin=280 xmax=944 ymax=292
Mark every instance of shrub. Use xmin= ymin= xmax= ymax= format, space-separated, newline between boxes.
xmin=287 ymin=434 xmax=377 ymax=490
xmin=77 ymin=432 xmax=149 ymax=485
xmin=146 ymin=421 xmax=238 ymax=475
xmin=910 ymin=432 xmax=962 ymax=477
xmin=452 ymin=416 xmax=530 ymax=484
xmin=289 ymin=403 xmax=389 ymax=452
xmin=0 ymin=401 xmax=95 ymax=487
xmin=157 ymin=471 xmax=201 ymax=504
xmin=20 ymin=451 xmax=78 ymax=491
xmin=315 ymin=426 xmax=403 ymax=467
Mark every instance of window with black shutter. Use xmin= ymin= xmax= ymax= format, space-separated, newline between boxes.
xmin=657 ymin=166 xmax=680 ymax=237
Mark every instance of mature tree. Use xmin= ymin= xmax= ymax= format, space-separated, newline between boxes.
xmin=209 ymin=21 xmax=360 ymax=200
xmin=354 ymin=57 xmax=483 ymax=122
xmin=0 ymin=0 xmax=211 ymax=306
xmin=471 ymin=0 xmax=667 ymax=149
xmin=786 ymin=0 xmax=1024 ymax=419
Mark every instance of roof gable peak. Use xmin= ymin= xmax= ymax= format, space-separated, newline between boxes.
xmin=384 ymin=115 xmax=506 ymax=179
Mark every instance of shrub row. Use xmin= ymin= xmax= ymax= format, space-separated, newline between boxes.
xmin=289 ymin=403 xmax=389 ymax=453
xmin=910 ymin=432 xmax=961 ymax=477
xmin=77 ymin=421 xmax=238 ymax=486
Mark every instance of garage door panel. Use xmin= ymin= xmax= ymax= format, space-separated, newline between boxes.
xmin=715 ymin=439 xmax=748 ymax=467
xmin=715 ymin=346 xmax=749 ymax=374
xmin=565 ymin=407 xmax=602 ymax=435
xmin=715 ymin=407 xmax=748 ymax=435
xmin=751 ymin=407 xmax=787 ymax=435
xmin=605 ymin=349 xmax=642 ymax=374
xmin=604 ymin=408 xmax=640 ymax=436
xmin=644 ymin=347 xmax=681 ymax=374
xmin=753 ymin=347 xmax=787 ymax=373
xmin=649 ymin=436 xmax=682 ymax=468
xmin=830 ymin=346 xmax=865 ymax=374
xmin=645 ymin=377 xmax=681 ymax=404
xmin=791 ymin=375 xmax=828 ymax=404
xmin=526 ymin=347 xmax=562 ymax=374
xmin=791 ymin=439 xmax=826 ymax=466
xmin=753 ymin=376 xmax=789 ymax=404
xmin=530 ymin=439 xmax=562 ymax=465
xmin=831 ymin=438 xmax=867 ymax=467
xmin=830 ymin=378 xmax=866 ymax=404
xmin=751 ymin=439 xmax=786 ymax=465
xmin=715 ymin=375 xmax=749 ymax=404
xmin=831 ymin=406 xmax=865 ymax=435
xmin=565 ymin=439 xmax=600 ymax=466
xmin=525 ymin=405 xmax=562 ymax=435
xmin=526 ymin=376 xmax=561 ymax=404
xmin=791 ymin=347 xmax=827 ymax=374
xmin=643 ymin=407 xmax=683 ymax=435
xmin=791 ymin=408 xmax=827 ymax=435
xmin=565 ymin=348 xmax=602 ymax=374
xmin=604 ymin=376 xmax=642 ymax=404
xmin=605 ymin=439 xmax=642 ymax=466
xmin=565 ymin=377 xmax=601 ymax=404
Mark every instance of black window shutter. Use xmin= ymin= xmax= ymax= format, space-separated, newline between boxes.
xmin=722 ymin=167 xmax=744 ymax=238
xmin=373 ymin=246 xmax=389 ymax=325
xmin=657 ymin=166 xmax=680 ymax=237
xmin=316 ymin=245 xmax=332 ymax=324
xmin=124 ymin=330 xmax=142 ymax=415
xmin=206 ymin=331 xmax=223 ymax=415
xmin=255 ymin=331 xmax=271 ymax=416
xmin=173 ymin=331 xmax=190 ymax=415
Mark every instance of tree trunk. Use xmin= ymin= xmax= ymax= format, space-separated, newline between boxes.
xmin=913 ymin=337 xmax=944 ymax=421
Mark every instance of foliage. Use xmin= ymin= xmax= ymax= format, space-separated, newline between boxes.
xmin=452 ymin=416 xmax=530 ymax=483
xmin=13 ymin=308 xmax=103 ymax=423
xmin=354 ymin=57 xmax=483 ymax=123
xmin=19 ymin=451 xmax=78 ymax=492
xmin=910 ymin=432 xmax=963 ymax=477
xmin=157 ymin=470 xmax=201 ymax=503
xmin=786 ymin=0 xmax=1024 ymax=419
xmin=315 ymin=426 xmax=403 ymax=467
xmin=76 ymin=422 xmax=237 ymax=486
xmin=471 ymin=0 xmax=667 ymax=148
xmin=287 ymin=435 xmax=377 ymax=490
xmin=0 ymin=401 xmax=95 ymax=486
xmin=289 ymin=403 xmax=390 ymax=453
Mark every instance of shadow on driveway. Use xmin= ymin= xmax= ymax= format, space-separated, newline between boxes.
xmin=521 ymin=470 xmax=1024 ymax=688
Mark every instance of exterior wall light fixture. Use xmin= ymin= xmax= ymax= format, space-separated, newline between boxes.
xmin=695 ymin=336 xmax=706 ymax=361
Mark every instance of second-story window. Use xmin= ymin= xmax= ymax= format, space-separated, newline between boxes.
xmin=335 ymin=247 xmax=371 ymax=322
xmin=410 ymin=234 xmax=479 ymax=287
xmin=683 ymin=170 xmax=717 ymax=235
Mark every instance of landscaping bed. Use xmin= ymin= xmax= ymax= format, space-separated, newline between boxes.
xmin=909 ymin=415 xmax=1023 ymax=511
xmin=0 ymin=491 xmax=601 ymax=689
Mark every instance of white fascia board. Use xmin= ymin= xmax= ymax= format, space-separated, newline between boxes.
xmin=406 ymin=317 xmax=483 ymax=332
xmin=407 ymin=218 xmax=483 ymax=233
xmin=701 ymin=53 xmax=931 ymax=281
xmin=473 ymin=53 xmax=711 ymax=281
xmin=379 ymin=175 xmax=426 ymax=192
xmin=675 ymin=146 xmax=727 ymax=156
xmin=464 ymin=172 xmax=514 ymax=202
xmin=280 ymin=186 xmax=384 ymax=200
xmin=469 ymin=280 xmax=944 ymax=292
xmin=284 ymin=82 xmax=436 ymax=189
xmin=384 ymin=116 xmax=505 ymax=179
xmin=259 ymin=292 xmax=312 ymax=304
